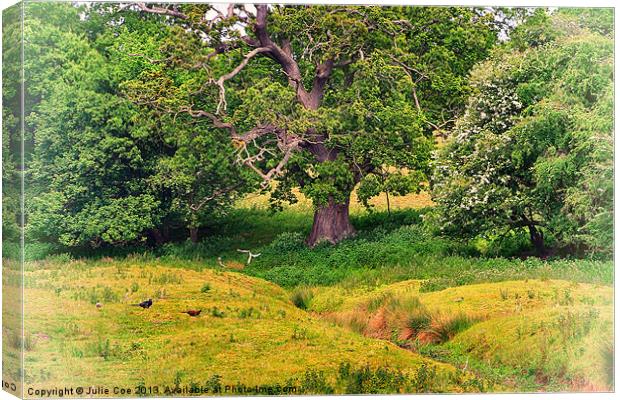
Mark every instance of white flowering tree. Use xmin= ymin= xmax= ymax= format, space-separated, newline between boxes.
xmin=432 ymin=10 xmax=613 ymax=256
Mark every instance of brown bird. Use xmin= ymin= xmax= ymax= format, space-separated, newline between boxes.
xmin=95 ymin=302 xmax=103 ymax=310
xmin=181 ymin=310 xmax=202 ymax=317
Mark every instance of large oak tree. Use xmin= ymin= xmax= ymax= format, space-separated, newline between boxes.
xmin=125 ymin=3 xmax=497 ymax=246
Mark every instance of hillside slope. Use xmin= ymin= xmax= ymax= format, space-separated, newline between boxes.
xmin=309 ymin=279 xmax=613 ymax=391
xmin=12 ymin=260 xmax=480 ymax=396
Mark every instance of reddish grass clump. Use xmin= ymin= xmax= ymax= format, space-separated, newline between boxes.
xmin=366 ymin=307 xmax=390 ymax=339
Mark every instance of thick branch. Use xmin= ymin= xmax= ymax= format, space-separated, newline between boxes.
xmin=234 ymin=125 xmax=280 ymax=144
xmin=308 ymin=60 xmax=334 ymax=109
xmin=254 ymin=6 xmax=315 ymax=108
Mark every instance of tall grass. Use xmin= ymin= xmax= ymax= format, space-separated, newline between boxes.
xmin=290 ymin=287 xmax=314 ymax=310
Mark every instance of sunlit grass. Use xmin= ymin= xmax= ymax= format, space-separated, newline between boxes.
xmin=15 ymin=262 xmax=472 ymax=394
xmin=309 ymin=279 xmax=613 ymax=391
xmin=236 ymin=187 xmax=434 ymax=214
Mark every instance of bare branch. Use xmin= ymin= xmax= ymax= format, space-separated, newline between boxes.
xmin=179 ymin=106 xmax=281 ymax=147
xmin=189 ymin=182 xmax=243 ymax=212
xmin=179 ymin=104 xmax=298 ymax=187
xmin=412 ymin=86 xmax=421 ymax=112
xmin=179 ymin=107 xmax=236 ymax=132
xmin=135 ymin=2 xmax=189 ymax=20
xmin=217 ymin=256 xmax=228 ymax=268
xmin=214 ymin=46 xmax=271 ymax=113
xmin=387 ymin=53 xmax=429 ymax=81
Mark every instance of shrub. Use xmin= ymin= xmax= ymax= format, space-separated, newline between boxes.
xmin=268 ymin=232 xmax=306 ymax=253
xmin=433 ymin=19 xmax=613 ymax=256
xmin=337 ymin=363 xmax=406 ymax=394
xmin=301 ymin=370 xmax=334 ymax=394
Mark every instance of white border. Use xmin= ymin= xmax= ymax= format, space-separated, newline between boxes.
xmin=0 ymin=1 xmax=616 ymax=400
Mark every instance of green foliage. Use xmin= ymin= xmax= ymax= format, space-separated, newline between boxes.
xmin=433 ymin=11 xmax=613 ymax=255
xmin=337 ymin=362 xmax=407 ymax=394
xmin=240 ymin=210 xmax=611 ymax=288
xmin=2 ymin=4 xmax=23 ymax=247
xmin=19 ymin=3 xmax=250 ymax=248
xmin=336 ymin=362 xmax=449 ymax=393
xmin=119 ymin=4 xmax=497 ymax=224
xmin=300 ymin=370 xmax=334 ymax=394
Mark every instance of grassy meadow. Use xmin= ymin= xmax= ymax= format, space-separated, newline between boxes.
xmin=3 ymin=191 xmax=614 ymax=395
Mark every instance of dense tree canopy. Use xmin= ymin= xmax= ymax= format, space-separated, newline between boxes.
xmin=2 ymin=4 xmax=21 ymax=246
xmin=432 ymin=9 xmax=613 ymax=255
xmin=122 ymin=3 xmax=498 ymax=245
xmin=2 ymin=3 xmax=612 ymax=257
xmin=22 ymin=2 xmax=251 ymax=248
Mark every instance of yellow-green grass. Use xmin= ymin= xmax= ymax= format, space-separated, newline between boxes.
xmin=6 ymin=257 xmax=613 ymax=394
xmin=12 ymin=260 xmax=476 ymax=396
xmin=452 ymin=307 xmax=613 ymax=391
xmin=236 ymin=187 xmax=433 ymax=214
xmin=307 ymin=279 xmax=613 ymax=391
xmin=3 ymin=261 xmax=24 ymax=398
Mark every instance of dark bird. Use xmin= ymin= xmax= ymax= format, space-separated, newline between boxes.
xmin=132 ymin=299 xmax=153 ymax=309
xmin=95 ymin=302 xmax=103 ymax=310
xmin=181 ymin=310 xmax=202 ymax=317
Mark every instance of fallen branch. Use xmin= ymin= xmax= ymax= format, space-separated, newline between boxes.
xmin=237 ymin=249 xmax=261 ymax=265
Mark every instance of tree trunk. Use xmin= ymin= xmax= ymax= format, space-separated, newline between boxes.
xmin=189 ymin=227 xmax=199 ymax=244
xmin=306 ymin=196 xmax=355 ymax=247
xmin=151 ymin=228 xmax=165 ymax=245
xmin=528 ymin=225 xmax=545 ymax=256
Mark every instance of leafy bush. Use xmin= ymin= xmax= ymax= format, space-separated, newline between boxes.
xmin=433 ymin=12 xmax=613 ymax=256
xmin=300 ymin=370 xmax=334 ymax=394
xmin=23 ymin=242 xmax=64 ymax=261
xmin=337 ymin=362 xmax=407 ymax=394
xmin=268 ymin=232 xmax=306 ymax=253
